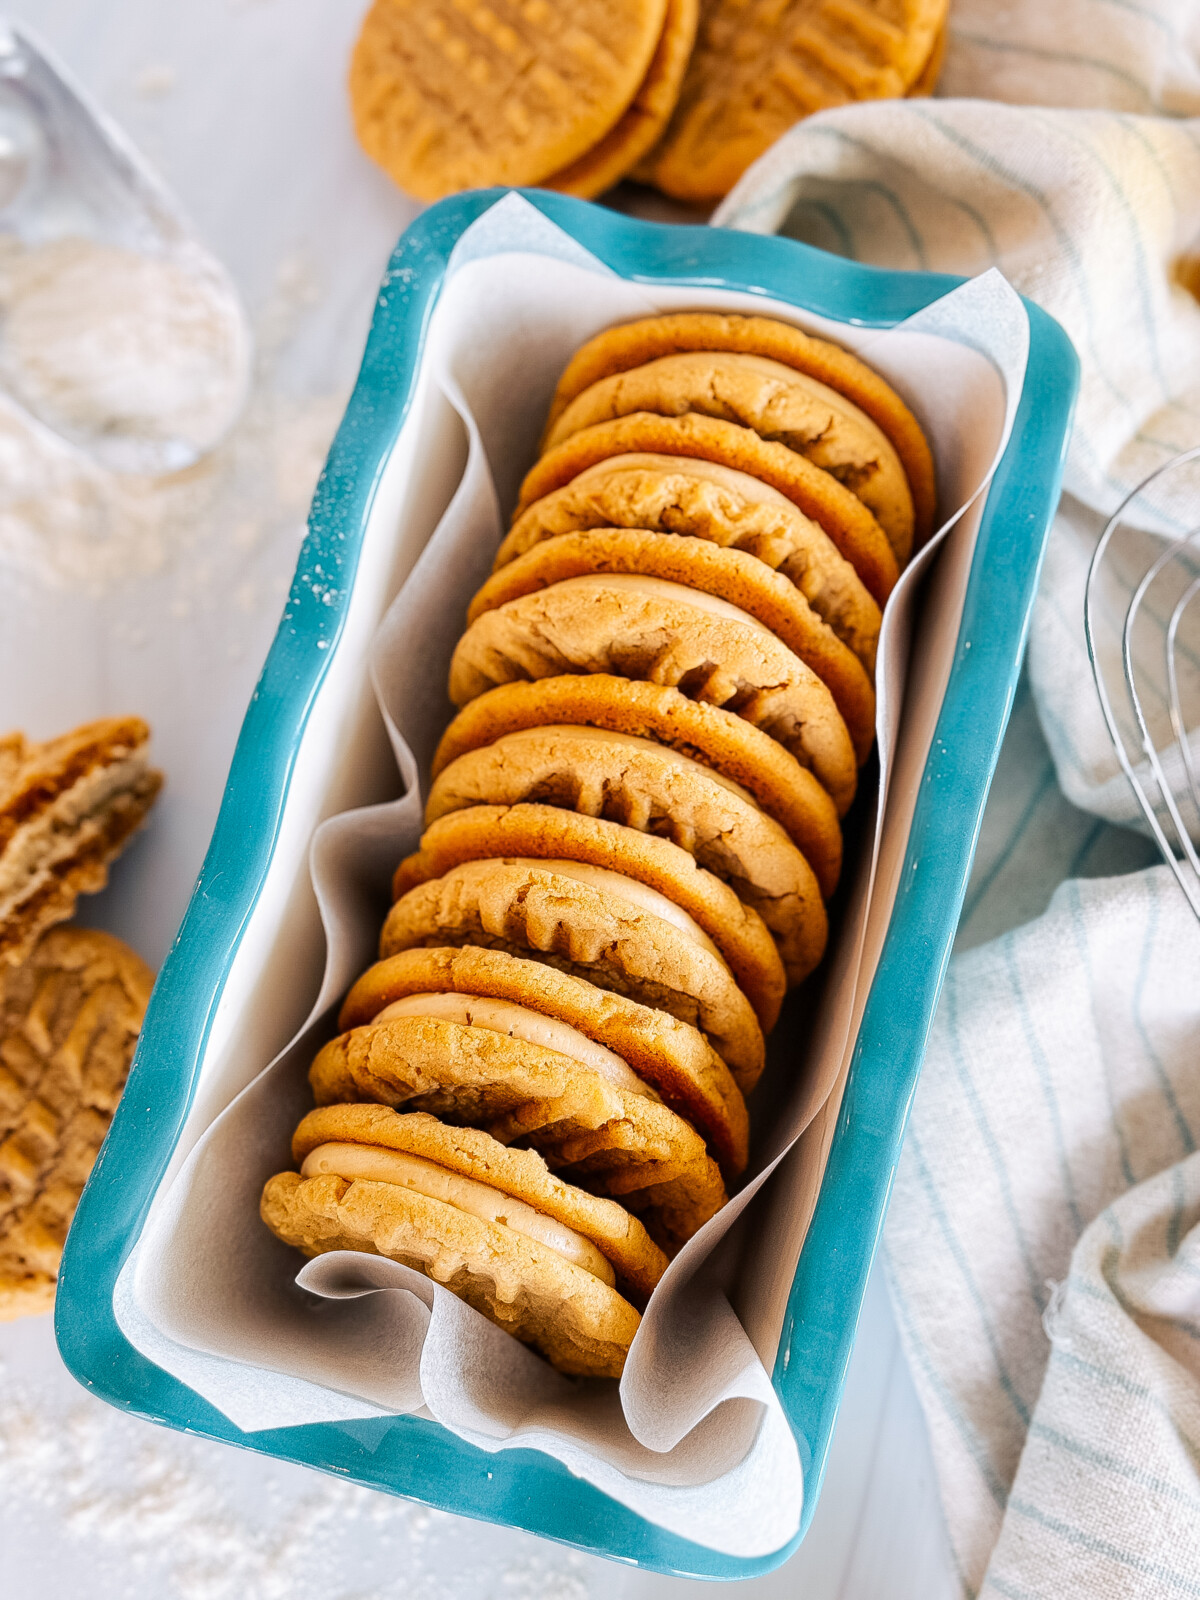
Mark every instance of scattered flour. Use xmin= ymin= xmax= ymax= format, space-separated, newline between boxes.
xmin=0 ymin=1364 xmax=598 ymax=1600
xmin=0 ymin=235 xmax=251 ymax=469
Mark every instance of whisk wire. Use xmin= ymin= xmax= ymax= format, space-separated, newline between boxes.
xmin=1085 ymin=446 xmax=1200 ymax=923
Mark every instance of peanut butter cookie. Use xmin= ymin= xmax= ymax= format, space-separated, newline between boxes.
xmin=339 ymin=947 xmax=749 ymax=1176
xmin=0 ymin=927 xmax=153 ymax=1319
xmin=380 ymin=859 xmax=765 ymax=1086
xmin=543 ymin=312 xmax=935 ymax=546
xmin=433 ymin=676 xmax=841 ymax=895
xmin=514 ymin=414 xmax=899 ymax=605
xmin=349 ymin=0 xmax=669 ymax=199
xmin=1 ymin=717 xmax=162 ymax=969
xmin=542 ymin=353 xmax=913 ymax=561
xmin=470 ymin=529 xmax=874 ymax=760
xmin=448 ymin=574 xmax=858 ymax=813
xmin=394 ymin=803 xmax=788 ymax=1026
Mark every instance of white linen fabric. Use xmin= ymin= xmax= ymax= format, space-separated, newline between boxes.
xmin=715 ymin=6 xmax=1200 ymax=1595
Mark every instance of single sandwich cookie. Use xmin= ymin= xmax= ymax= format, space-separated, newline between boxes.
xmin=635 ymin=0 xmax=947 ymax=201
xmin=469 ymin=529 xmax=874 ymax=762
xmin=426 ymin=727 xmax=828 ymax=984
xmin=432 ymin=677 xmax=842 ymax=896
xmin=339 ymin=947 xmax=750 ymax=1176
xmin=0 ymin=927 xmax=153 ymax=1320
xmin=514 ymin=413 xmax=899 ymax=605
xmin=348 ymin=0 xmax=669 ymax=200
xmin=308 ymin=1013 xmax=728 ymax=1249
xmin=380 ymin=859 xmax=765 ymax=1087
xmin=394 ymin=805 xmax=787 ymax=1028
xmin=0 ymin=717 xmax=162 ymax=969
xmin=264 ymin=1105 xmax=654 ymax=1378
xmin=542 ymin=353 xmax=913 ymax=562
xmin=498 ymin=455 xmax=881 ymax=674
xmin=448 ymin=574 xmax=858 ymax=814
xmin=547 ymin=0 xmax=698 ymax=198
xmin=543 ymin=312 xmax=936 ymax=546
xmin=291 ymin=1104 xmax=669 ymax=1294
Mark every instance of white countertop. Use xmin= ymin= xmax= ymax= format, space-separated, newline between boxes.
xmin=0 ymin=3 xmax=957 ymax=1592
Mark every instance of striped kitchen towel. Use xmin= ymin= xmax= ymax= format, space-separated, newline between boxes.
xmin=885 ymin=868 xmax=1200 ymax=1596
xmin=715 ymin=95 xmax=1200 ymax=828
xmin=714 ymin=10 xmax=1200 ymax=1596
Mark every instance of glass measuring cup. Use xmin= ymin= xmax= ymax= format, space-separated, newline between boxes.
xmin=0 ymin=21 xmax=252 ymax=475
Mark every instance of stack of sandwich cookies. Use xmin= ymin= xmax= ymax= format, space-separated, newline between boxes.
xmin=349 ymin=0 xmax=700 ymax=202
xmin=346 ymin=0 xmax=945 ymax=204
xmin=263 ymin=310 xmax=933 ymax=1377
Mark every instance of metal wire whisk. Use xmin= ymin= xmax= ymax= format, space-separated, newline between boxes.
xmin=1085 ymin=446 xmax=1200 ymax=922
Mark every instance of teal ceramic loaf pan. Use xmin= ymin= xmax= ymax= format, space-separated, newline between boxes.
xmin=56 ymin=191 xmax=1077 ymax=1581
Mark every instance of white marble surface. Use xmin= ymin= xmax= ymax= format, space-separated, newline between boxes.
xmin=0 ymin=3 xmax=958 ymax=1592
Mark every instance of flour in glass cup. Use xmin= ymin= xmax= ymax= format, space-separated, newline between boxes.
xmin=0 ymin=243 xmax=339 ymax=594
xmin=0 ymin=234 xmax=250 ymax=471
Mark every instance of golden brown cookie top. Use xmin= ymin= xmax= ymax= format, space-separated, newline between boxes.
xmin=290 ymin=1103 xmax=669 ymax=1295
xmin=638 ymin=0 xmax=948 ymax=201
xmin=543 ymin=313 xmax=936 ymax=546
xmin=0 ymin=926 xmax=153 ymax=1320
xmin=338 ymin=945 xmax=750 ymax=1177
xmin=393 ymin=802 xmax=787 ymax=1031
xmin=448 ymin=573 xmax=858 ymax=814
xmin=499 ymin=453 xmax=882 ymax=675
xmin=425 ymin=727 xmax=828 ymax=987
xmin=514 ymin=412 xmax=900 ymax=605
xmin=431 ymin=676 xmax=842 ymax=897
xmin=542 ymin=352 xmax=913 ymax=562
xmin=348 ymin=0 xmax=669 ymax=199
xmin=379 ymin=858 xmax=766 ymax=1087
xmin=546 ymin=0 xmax=698 ymax=199
xmin=469 ymin=528 xmax=875 ymax=762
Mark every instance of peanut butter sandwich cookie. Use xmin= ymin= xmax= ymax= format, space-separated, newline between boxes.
xmin=380 ymin=858 xmax=765 ymax=1086
xmin=635 ymin=0 xmax=948 ymax=202
xmin=308 ymin=1012 xmax=728 ymax=1250
xmin=426 ymin=726 xmax=828 ymax=984
xmin=339 ymin=947 xmax=750 ymax=1176
xmin=432 ymin=677 xmax=842 ymax=897
xmin=499 ymin=455 xmax=881 ymax=674
xmin=394 ymin=804 xmax=787 ymax=1029
xmin=469 ymin=529 xmax=874 ymax=761
xmin=547 ymin=0 xmax=699 ymax=198
xmin=449 ymin=574 xmax=858 ymax=813
xmin=0 ymin=927 xmax=153 ymax=1319
xmin=264 ymin=1105 xmax=668 ymax=1377
xmin=1 ymin=717 xmax=162 ymax=969
xmin=349 ymin=0 xmax=669 ymax=199
xmin=514 ymin=414 xmax=900 ymax=605
xmin=543 ymin=312 xmax=935 ymax=547
xmin=542 ymin=353 xmax=913 ymax=562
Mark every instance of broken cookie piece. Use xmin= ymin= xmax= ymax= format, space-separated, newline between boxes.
xmin=0 ymin=716 xmax=163 ymax=968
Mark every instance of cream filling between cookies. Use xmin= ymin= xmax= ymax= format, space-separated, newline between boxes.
xmin=0 ymin=752 xmax=149 ymax=916
xmin=550 ymin=572 xmax=776 ymax=640
xmin=507 ymin=856 xmax=724 ymax=960
xmin=373 ymin=992 xmax=659 ymax=1100
xmin=300 ymin=1141 xmax=617 ymax=1286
